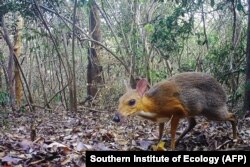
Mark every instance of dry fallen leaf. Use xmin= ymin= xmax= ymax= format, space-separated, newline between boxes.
xmin=138 ymin=140 xmax=154 ymax=150
xmin=2 ymin=156 xmax=23 ymax=165
xmin=0 ymin=151 xmax=6 ymax=158
xmin=18 ymin=139 xmax=34 ymax=152
xmin=94 ymin=142 xmax=112 ymax=151
xmin=76 ymin=142 xmax=93 ymax=152
xmin=47 ymin=142 xmax=68 ymax=148
xmin=61 ymin=155 xmax=72 ymax=166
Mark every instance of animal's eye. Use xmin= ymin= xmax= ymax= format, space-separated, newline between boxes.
xmin=128 ymin=99 xmax=136 ymax=106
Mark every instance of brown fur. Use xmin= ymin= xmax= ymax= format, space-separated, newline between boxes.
xmin=116 ymin=72 xmax=238 ymax=150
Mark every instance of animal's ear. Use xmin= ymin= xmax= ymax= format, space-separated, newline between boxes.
xmin=123 ymin=80 xmax=131 ymax=91
xmin=136 ymin=79 xmax=149 ymax=97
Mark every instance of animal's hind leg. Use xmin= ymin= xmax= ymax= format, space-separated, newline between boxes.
xmin=212 ymin=106 xmax=238 ymax=140
xmin=228 ymin=113 xmax=238 ymax=139
xmin=176 ymin=117 xmax=196 ymax=145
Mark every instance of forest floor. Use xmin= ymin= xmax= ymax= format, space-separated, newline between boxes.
xmin=0 ymin=105 xmax=250 ymax=166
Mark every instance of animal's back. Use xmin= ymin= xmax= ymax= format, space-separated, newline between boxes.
xmin=171 ymin=72 xmax=228 ymax=118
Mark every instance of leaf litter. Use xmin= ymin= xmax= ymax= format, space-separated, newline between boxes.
xmin=0 ymin=105 xmax=250 ymax=166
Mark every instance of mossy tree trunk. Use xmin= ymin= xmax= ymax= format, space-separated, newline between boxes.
xmin=14 ymin=16 xmax=24 ymax=108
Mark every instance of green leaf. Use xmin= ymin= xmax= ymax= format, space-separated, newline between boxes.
xmin=144 ymin=24 xmax=154 ymax=33
xmin=246 ymin=81 xmax=250 ymax=91
xmin=210 ymin=0 xmax=215 ymax=7
xmin=236 ymin=1 xmax=244 ymax=12
xmin=0 ymin=91 xmax=10 ymax=105
xmin=181 ymin=0 xmax=187 ymax=7
xmin=81 ymin=0 xmax=86 ymax=4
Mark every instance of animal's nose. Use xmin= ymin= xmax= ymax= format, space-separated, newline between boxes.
xmin=113 ymin=112 xmax=120 ymax=122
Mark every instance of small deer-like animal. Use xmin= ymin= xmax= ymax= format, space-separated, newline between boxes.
xmin=113 ymin=72 xmax=238 ymax=150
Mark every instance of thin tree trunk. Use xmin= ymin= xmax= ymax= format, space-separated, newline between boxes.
xmin=62 ymin=33 xmax=72 ymax=110
xmin=54 ymin=63 xmax=64 ymax=107
xmin=129 ymin=0 xmax=139 ymax=89
xmin=1 ymin=16 xmax=16 ymax=110
xmin=0 ymin=55 xmax=9 ymax=93
xmin=34 ymin=42 xmax=49 ymax=108
xmin=28 ymin=47 xmax=34 ymax=105
xmin=0 ymin=51 xmax=2 ymax=89
xmin=201 ymin=3 xmax=208 ymax=50
xmin=244 ymin=0 xmax=250 ymax=112
xmin=71 ymin=0 xmax=78 ymax=112
xmin=230 ymin=0 xmax=241 ymax=108
xmin=87 ymin=0 xmax=104 ymax=100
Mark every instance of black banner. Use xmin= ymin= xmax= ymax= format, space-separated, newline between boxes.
xmin=86 ymin=151 xmax=248 ymax=167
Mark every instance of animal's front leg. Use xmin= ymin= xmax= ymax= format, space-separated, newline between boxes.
xmin=170 ymin=116 xmax=180 ymax=150
xmin=151 ymin=123 xmax=165 ymax=151
xmin=158 ymin=123 xmax=164 ymax=141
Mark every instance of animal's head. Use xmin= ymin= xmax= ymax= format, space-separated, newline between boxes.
xmin=113 ymin=79 xmax=149 ymax=122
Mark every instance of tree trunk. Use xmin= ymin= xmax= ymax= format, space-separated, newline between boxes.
xmin=0 ymin=51 xmax=2 ymax=90
xmin=71 ymin=0 xmax=78 ymax=112
xmin=1 ymin=16 xmax=16 ymax=110
xmin=87 ymin=0 xmax=104 ymax=100
xmin=244 ymin=0 xmax=250 ymax=112
xmin=14 ymin=16 xmax=24 ymax=108
xmin=34 ymin=42 xmax=49 ymax=108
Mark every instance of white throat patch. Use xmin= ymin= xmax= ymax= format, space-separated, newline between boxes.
xmin=137 ymin=110 xmax=157 ymax=118
xmin=136 ymin=111 xmax=170 ymax=123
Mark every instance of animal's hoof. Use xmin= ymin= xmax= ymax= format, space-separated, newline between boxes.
xmin=151 ymin=141 xmax=166 ymax=151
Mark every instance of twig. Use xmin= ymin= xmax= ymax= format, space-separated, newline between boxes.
xmin=45 ymin=83 xmax=69 ymax=107
xmin=78 ymin=106 xmax=106 ymax=112
xmin=216 ymin=140 xmax=232 ymax=150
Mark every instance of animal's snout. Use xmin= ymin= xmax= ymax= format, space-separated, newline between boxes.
xmin=113 ymin=112 xmax=121 ymax=122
